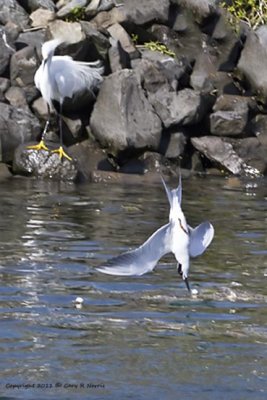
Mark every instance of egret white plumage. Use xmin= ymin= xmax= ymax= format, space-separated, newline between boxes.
xmin=28 ymin=38 xmax=104 ymax=160
xmin=97 ymin=175 xmax=214 ymax=293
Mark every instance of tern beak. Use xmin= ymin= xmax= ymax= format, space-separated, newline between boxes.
xmin=184 ymin=277 xmax=191 ymax=293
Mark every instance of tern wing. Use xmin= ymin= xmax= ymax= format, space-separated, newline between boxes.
xmin=189 ymin=222 xmax=214 ymax=258
xmin=161 ymin=173 xmax=182 ymax=207
xmin=97 ymin=223 xmax=171 ymax=276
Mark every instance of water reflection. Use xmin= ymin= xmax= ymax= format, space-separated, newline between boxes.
xmin=0 ymin=176 xmax=266 ymax=399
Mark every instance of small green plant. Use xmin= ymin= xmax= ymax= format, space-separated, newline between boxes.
xmin=65 ymin=6 xmax=86 ymax=22
xmin=222 ymin=0 xmax=267 ymax=30
xmin=143 ymin=41 xmax=175 ymax=57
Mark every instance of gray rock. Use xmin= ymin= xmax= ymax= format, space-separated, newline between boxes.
xmin=29 ymin=8 xmax=56 ymax=27
xmin=134 ymin=57 xmax=186 ymax=93
xmin=0 ymin=28 xmax=14 ymax=75
xmin=251 ymin=114 xmax=267 ymax=146
xmin=47 ymin=20 xmax=85 ymax=48
xmin=108 ymin=37 xmax=131 ymax=72
xmin=19 ymin=0 xmax=56 ymax=12
xmin=32 ymin=97 xmax=49 ymax=120
xmin=0 ymin=77 xmax=10 ymax=102
xmin=160 ymin=131 xmax=186 ymax=159
xmin=90 ymin=6 xmax=126 ymax=29
xmin=13 ymin=145 xmax=78 ymax=180
xmin=81 ymin=21 xmax=111 ymax=60
xmin=90 ymin=69 xmax=162 ymax=154
xmin=174 ymin=0 xmax=217 ymax=22
xmin=10 ymin=45 xmax=39 ymax=87
xmin=0 ymin=0 xmax=29 ymax=29
xmin=209 ymin=94 xmax=251 ymax=137
xmin=123 ymin=0 xmax=169 ymax=25
xmin=16 ymin=28 xmax=47 ymax=49
xmin=232 ymin=137 xmax=267 ymax=175
xmin=68 ymin=139 xmax=115 ymax=180
xmin=5 ymin=86 xmax=28 ymax=108
xmin=0 ymin=103 xmax=41 ymax=163
xmin=191 ymin=135 xmax=266 ymax=176
xmin=190 ymin=50 xmax=217 ymax=91
xmin=148 ymin=88 xmax=211 ymax=128
xmin=191 ymin=136 xmax=243 ymax=175
xmin=238 ymin=26 xmax=267 ymax=100
xmin=107 ymin=23 xmax=139 ymax=60
xmin=57 ymin=0 xmax=88 ymax=18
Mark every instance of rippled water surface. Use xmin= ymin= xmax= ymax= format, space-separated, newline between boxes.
xmin=0 ymin=175 xmax=266 ymax=399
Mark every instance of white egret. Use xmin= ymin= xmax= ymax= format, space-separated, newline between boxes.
xmin=28 ymin=38 xmax=104 ymax=160
xmin=97 ymin=175 xmax=214 ymax=293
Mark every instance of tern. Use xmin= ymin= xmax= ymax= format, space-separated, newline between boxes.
xmin=97 ymin=175 xmax=214 ymax=293
xmin=28 ymin=38 xmax=104 ymax=160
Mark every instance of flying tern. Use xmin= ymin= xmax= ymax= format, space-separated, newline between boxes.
xmin=97 ymin=175 xmax=214 ymax=293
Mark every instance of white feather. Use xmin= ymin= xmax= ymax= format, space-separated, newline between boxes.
xmin=97 ymin=176 xmax=214 ymax=285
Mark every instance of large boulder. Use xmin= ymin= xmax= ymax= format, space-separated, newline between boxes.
xmin=191 ymin=136 xmax=266 ymax=176
xmin=123 ymin=0 xmax=169 ymax=25
xmin=237 ymin=26 xmax=267 ymax=101
xmin=0 ymin=0 xmax=29 ymax=29
xmin=0 ymin=28 xmax=14 ymax=75
xmin=209 ymin=94 xmax=251 ymax=137
xmin=90 ymin=69 xmax=162 ymax=155
xmin=0 ymin=103 xmax=41 ymax=163
xmin=148 ymin=88 xmax=211 ymax=128
xmin=191 ymin=136 xmax=244 ymax=175
xmin=13 ymin=145 xmax=78 ymax=180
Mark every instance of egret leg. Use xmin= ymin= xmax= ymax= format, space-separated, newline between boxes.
xmin=27 ymin=105 xmax=51 ymax=151
xmin=51 ymin=103 xmax=72 ymax=161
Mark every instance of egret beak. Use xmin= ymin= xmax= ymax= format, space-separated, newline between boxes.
xmin=184 ymin=277 xmax=191 ymax=293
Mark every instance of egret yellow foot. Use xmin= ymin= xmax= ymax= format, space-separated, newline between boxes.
xmin=27 ymin=140 xmax=49 ymax=151
xmin=51 ymin=146 xmax=72 ymax=161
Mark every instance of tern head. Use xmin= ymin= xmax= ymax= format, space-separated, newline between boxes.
xmin=41 ymin=38 xmax=64 ymax=62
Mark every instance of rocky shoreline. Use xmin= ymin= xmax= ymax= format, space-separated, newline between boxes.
xmin=0 ymin=0 xmax=267 ymax=181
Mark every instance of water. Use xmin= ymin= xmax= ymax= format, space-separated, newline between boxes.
xmin=0 ymin=175 xmax=266 ymax=400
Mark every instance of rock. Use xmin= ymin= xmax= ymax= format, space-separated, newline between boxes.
xmin=5 ymin=86 xmax=28 ymax=108
xmin=134 ymin=57 xmax=187 ymax=93
xmin=0 ymin=0 xmax=29 ymax=29
xmin=190 ymin=50 xmax=217 ymax=92
xmin=238 ymin=26 xmax=267 ymax=101
xmin=108 ymin=37 xmax=131 ymax=72
xmin=32 ymin=96 xmax=49 ymax=119
xmin=10 ymin=45 xmax=39 ymax=87
xmin=29 ymin=8 xmax=56 ymax=27
xmin=251 ymin=114 xmax=267 ymax=146
xmin=90 ymin=7 xmax=126 ymax=29
xmin=0 ymin=163 xmax=12 ymax=181
xmin=107 ymin=23 xmax=139 ymax=60
xmin=209 ymin=94 xmax=251 ymax=137
xmin=13 ymin=144 xmax=78 ymax=180
xmin=15 ymin=29 xmax=47 ymax=50
xmin=0 ymin=77 xmax=10 ymax=102
xmin=174 ymin=0 xmax=217 ymax=22
xmin=0 ymin=28 xmax=14 ymax=75
xmin=232 ymin=137 xmax=267 ymax=175
xmin=191 ymin=136 xmax=243 ymax=175
xmin=80 ymin=21 xmax=111 ymax=60
xmin=19 ymin=0 xmax=55 ymax=12
xmin=123 ymin=0 xmax=169 ymax=25
xmin=68 ymin=139 xmax=115 ymax=180
xmin=0 ymin=103 xmax=41 ymax=163
xmin=57 ymin=0 xmax=88 ymax=19
xmin=159 ymin=131 xmax=186 ymax=158
xmin=47 ymin=20 xmax=85 ymax=46
xmin=90 ymin=69 xmax=162 ymax=156
xmin=148 ymin=88 xmax=211 ymax=128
